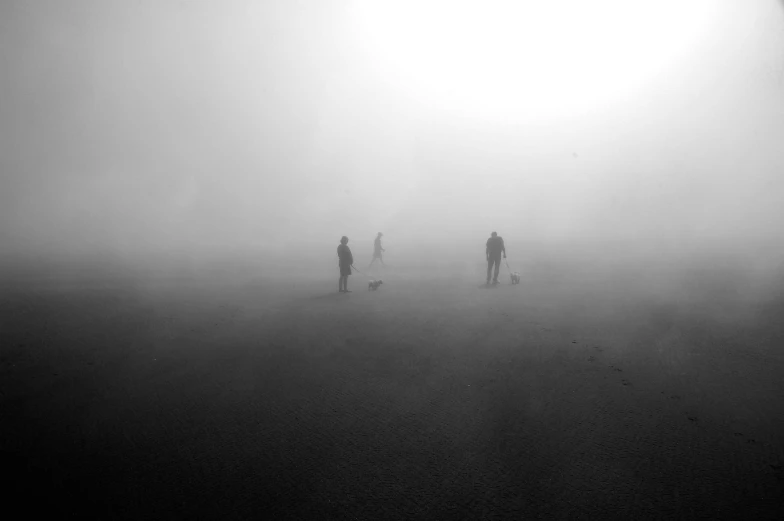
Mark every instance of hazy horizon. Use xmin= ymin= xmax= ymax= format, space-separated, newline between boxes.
xmin=2 ymin=0 xmax=783 ymax=282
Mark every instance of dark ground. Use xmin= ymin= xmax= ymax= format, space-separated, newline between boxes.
xmin=1 ymin=259 xmax=783 ymax=519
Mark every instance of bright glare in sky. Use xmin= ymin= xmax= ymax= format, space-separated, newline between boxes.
xmin=351 ymin=0 xmax=714 ymax=121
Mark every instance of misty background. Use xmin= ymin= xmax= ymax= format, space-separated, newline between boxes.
xmin=1 ymin=0 xmax=783 ymax=287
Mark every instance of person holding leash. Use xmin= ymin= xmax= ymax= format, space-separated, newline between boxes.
xmin=337 ymin=235 xmax=354 ymax=293
xmin=486 ymin=231 xmax=506 ymax=285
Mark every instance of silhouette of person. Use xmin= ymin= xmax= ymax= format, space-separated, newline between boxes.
xmin=337 ymin=236 xmax=353 ymax=293
xmin=368 ymin=232 xmax=385 ymax=267
xmin=486 ymin=231 xmax=506 ymax=284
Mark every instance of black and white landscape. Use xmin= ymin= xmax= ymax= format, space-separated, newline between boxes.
xmin=2 ymin=1 xmax=783 ymax=518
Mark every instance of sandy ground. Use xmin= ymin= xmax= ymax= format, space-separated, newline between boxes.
xmin=1 ymin=261 xmax=783 ymax=519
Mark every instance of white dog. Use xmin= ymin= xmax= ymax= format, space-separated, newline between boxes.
xmin=368 ymin=279 xmax=383 ymax=290
xmin=510 ymin=272 xmax=521 ymax=285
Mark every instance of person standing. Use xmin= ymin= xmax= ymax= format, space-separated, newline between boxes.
xmin=337 ymin=236 xmax=354 ymax=293
xmin=368 ymin=232 xmax=385 ymax=268
xmin=486 ymin=231 xmax=506 ymax=285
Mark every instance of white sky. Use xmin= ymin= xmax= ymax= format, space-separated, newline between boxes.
xmin=1 ymin=0 xmax=782 ymax=266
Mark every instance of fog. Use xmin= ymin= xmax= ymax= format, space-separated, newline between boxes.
xmin=1 ymin=0 xmax=783 ymax=289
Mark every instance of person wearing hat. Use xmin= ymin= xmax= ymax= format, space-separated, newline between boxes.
xmin=337 ymin=236 xmax=354 ymax=293
xmin=368 ymin=232 xmax=386 ymax=268
xmin=486 ymin=231 xmax=506 ymax=285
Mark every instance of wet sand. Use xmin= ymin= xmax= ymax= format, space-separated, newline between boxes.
xmin=1 ymin=262 xmax=783 ymax=519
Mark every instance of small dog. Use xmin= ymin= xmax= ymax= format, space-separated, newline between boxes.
xmin=510 ymin=272 xmax=521 ymax=285
xmin=368 ymin=279 xmax=383 ymax=290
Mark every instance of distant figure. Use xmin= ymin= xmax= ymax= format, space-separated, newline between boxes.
xmin=337 ymin=236 xmax=353 ymax=293
xmin=486 ymin=231 xmax=506 ymax=284
xmin=368 ymin=232 xmax=385 ymax=267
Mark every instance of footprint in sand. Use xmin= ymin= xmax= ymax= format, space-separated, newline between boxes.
xmin=609 ymin=365 xmax=622 ymax=372
xmin=587 ymin=356 xmax=596 ymax=362
xmin=688 ymin=416 xmax=698 ymax=422
xmin=747 ymin=439 xmax=757 ymax=445
xmin=734 ymin=432 xmax=744 ymax=437
xmin=593 ymin=346 xmax=603 ymax=352
xmin=621 ymin=379 xmax=631 ymax=386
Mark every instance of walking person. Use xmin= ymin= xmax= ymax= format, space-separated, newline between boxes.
xmin=368 ymin=232 xmax=385 ymax=268
xmin=486 ymin=231 xmax=506 ymax=285
xmin=337 ymin=236 xmax=353 ymax=293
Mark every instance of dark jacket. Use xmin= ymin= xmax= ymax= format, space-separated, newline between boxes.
xmin=486 ymin=236 xmax=506 ymax=258
xmin=337 ymin=244 xmax=353 ymax=266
